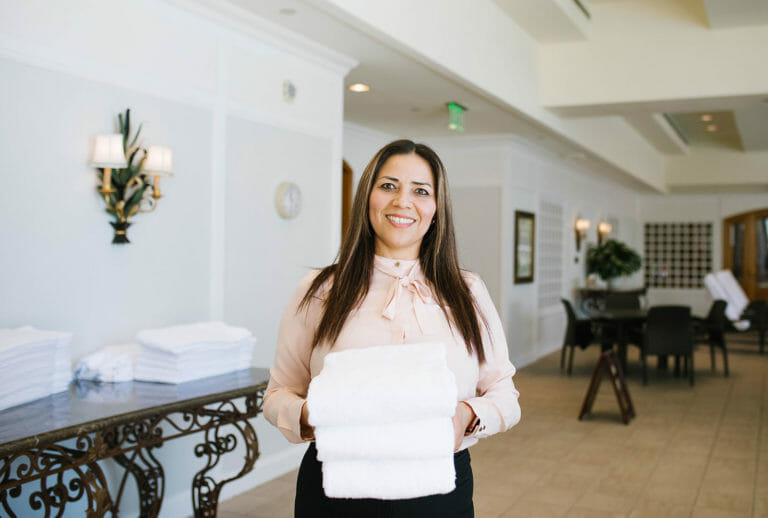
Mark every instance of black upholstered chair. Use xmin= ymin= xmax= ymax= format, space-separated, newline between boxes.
xmin=561 ymin=299 xmax=598 ymax=375
xmin=693 ymin=299 xmax=729 ymax=376
xmin=642 ymin=306 xmax=694 ymax=386
xmin=741 ymin=300 xmax=767 ymax=354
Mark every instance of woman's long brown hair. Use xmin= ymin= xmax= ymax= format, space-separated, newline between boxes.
xmin=299 ymin=139 xmax=487 ymax=363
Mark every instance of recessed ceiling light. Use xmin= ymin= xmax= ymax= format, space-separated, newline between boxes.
xmin=706 ymin=124 xmax=717 ymax=132
xmin=279 ymin=7 xmax=296 ymax=15
xmin=348 ymin=83 xmax=370 ymax=93
xmin=700 ymin=114 xmax=712 ymax=122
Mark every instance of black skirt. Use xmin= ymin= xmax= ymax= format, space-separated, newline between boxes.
xmin=294 ymin=443 xmax=474 ymax=518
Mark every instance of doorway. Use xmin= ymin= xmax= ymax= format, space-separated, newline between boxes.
xmin=723 ymin=208 xmax=768 ymax=302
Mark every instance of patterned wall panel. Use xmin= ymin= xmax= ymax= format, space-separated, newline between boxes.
xmin=537 ymin=200 xmax=563 ymax=309
xmin=644 ymin=222 xmax=712 ymax=288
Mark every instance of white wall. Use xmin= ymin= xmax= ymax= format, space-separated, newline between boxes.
xmin=0 ymin=0 xmax=353 ymax=515
xmin=342 ymin=122 xmax=395 ymax=187
xmin=638 ymin=193 xmax=768 ymax=316
xmin=427 ymin=136 xmax=642 ymax=367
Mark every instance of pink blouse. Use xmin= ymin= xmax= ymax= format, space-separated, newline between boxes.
xmin=263 ymin=255 xmax=521 ymax=449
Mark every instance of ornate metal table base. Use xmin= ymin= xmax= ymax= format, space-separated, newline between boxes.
xmin=0 ymin=374 xmax=267 ymax=518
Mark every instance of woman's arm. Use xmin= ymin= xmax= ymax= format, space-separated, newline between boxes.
xmin=461 ymin=273 xmax=522 ymax=438
xmin=263 ymin=271 xmax=322 ymax=443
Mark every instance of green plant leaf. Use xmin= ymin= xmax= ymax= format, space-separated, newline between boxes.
xmin=129 ymin=122 xmax=143 ymax=149
xmin=128 ymin=146 xmax=141 ymax=167
xmin=124 ymin=184 xmax=147 ymax=215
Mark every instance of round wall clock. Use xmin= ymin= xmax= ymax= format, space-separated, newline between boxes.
xmin=275 ymin=181 xmax=302 ymax=219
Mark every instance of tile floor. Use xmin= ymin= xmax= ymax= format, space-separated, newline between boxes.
xmin=219 ymin=333 xmax=767 ymax=517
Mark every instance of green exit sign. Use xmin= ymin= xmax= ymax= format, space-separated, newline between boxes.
xmin=447 ymin=102 xmax=466 ymax=132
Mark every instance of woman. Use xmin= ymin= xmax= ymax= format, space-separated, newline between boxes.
xmin=264 ymin=139 xmax=521 ymax=517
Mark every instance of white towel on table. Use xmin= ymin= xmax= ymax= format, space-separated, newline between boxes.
xmin=322 ymin=456 xmax=456 ymax=500
xmin=307 ymin=342 xmax=457 ymax=427
xmin=136 ymin=321 xmax=252 ymax=353
xmin=314 ymin=418 xmax=454 ymax=462
xmin=74 ymin=343 xmax=140 ymax=383
xmin=0 ymin=326 xmax=72 ymax=410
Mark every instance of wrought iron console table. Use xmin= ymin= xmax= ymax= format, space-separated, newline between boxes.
xmin=0 ymin=368 xmax=270 ymax=517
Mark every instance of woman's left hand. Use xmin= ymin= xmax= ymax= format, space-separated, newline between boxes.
xmin=452 ymin=401 xmax=476 ymax=451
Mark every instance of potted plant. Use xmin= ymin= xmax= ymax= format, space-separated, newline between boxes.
xmin=586 ymin=239 xmax=642 ymax=289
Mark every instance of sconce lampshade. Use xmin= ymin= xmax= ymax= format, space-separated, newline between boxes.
xmin=144 ymin=145 xmax=173 ymax=176
xmin=90 ymin=134 xmax=127 ymax=169
xmin=575 ymin=218 xmax=590 ymax=232
xmin=598 ymin=222 xmax=612 ymax=235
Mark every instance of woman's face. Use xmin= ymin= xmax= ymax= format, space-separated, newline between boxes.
xmin=368 ymin=153 xmax=437 ymax=260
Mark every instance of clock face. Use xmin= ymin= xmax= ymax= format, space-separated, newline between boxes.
xmin=275 ymin=182 xmax=302 ymax=219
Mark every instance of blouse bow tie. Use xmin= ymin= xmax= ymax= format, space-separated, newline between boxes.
xmin=381 ymin=272 xmax=434 ymax=336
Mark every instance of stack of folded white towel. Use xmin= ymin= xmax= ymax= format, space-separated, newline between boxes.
xmin=0 ymin=326 xmax=72 ymax=411
xmin=307 ymin=342 xmax=458 ymax=500
xmin=133 ymin=321 xmax=256 ymax=384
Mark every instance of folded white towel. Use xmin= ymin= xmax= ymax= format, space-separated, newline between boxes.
xmin=314 ymin=418 xmax=454 ymax=462
xmin=74 ymin=343 xmax=140 ymax=383
xmin=0 ymin=326 xmax=72 ymax=353
xmin=136 ymin=321 xmax=252 ymax=354
xmin=322 ymin=456 xmax=456 ymax=500
xmin=307 ymin=342 xmax=457 ymax=427
xmin=0 ymin=326 xmax=72 ymax=411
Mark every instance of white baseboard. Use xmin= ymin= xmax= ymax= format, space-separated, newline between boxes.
xmin=513 ymin=342 xmax=561 ymax=369
xmin=219 ymin=443 xmax=306 ymax=500
xmin=160 ymin=443 xmax=306 ymax=518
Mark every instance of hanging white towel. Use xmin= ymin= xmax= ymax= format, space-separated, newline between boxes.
xmin=314 ymin=418 xmax=454 ymax=462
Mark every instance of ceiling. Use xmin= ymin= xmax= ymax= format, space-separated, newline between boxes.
xmin=223 ymin=0 xmax=768 ymax=193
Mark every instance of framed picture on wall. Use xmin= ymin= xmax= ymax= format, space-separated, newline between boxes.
xmin=514 ymin=210 xmax=535 ymax=284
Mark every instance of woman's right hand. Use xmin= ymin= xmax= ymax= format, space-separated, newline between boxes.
xmin=300 ymin=401 xmax=315 ymax=440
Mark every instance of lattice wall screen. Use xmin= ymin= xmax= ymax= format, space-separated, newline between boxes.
xmin=644 ymin=222 xmax=712 ymax=289
xmin=537 ymin=201 xmax=564 ymax=309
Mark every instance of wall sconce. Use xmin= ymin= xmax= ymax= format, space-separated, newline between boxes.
xmin=574 ymin=218 xmax=590 ymax=252
xmin=597 ymin=221 xmax=612 ymax=245
xmin=89 ymin=109 xmax=173 ymax=244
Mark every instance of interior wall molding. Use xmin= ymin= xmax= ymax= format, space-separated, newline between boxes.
xmin=165 ymin=0 xmax=357 ymax=77
xmin=227 ymin=99 xmax=338 ymax=141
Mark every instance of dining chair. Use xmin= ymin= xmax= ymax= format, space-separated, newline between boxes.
xmin=642 ymin=305 xmax=694 ymax=386
xmin=693 ymin=299 xmax=729 ymax=376
xmin=741 ymin=300 xmax=767 ymax=354
xmin=561 ymin=299 xmax=598 ymax=375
